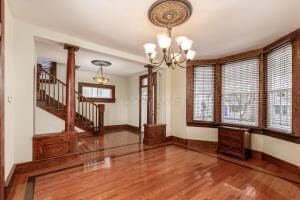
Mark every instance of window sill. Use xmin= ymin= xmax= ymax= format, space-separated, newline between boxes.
xmin=186 ymin=121 xmax=217 ymax=128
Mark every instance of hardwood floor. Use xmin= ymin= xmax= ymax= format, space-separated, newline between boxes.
xmin=30 ymin=146 xmax=299 ymax=200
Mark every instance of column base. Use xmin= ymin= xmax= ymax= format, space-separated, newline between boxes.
xmin=143 ymin=124 xmax=167 ymax=145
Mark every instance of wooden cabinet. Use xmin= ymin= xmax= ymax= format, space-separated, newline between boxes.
xmin=217 ymin=126 xmax=251 ymax=160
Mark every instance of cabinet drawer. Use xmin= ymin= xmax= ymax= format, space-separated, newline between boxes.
xmin=219 ymin=129 xmax=242 ymax=140
xmin=220 ymin=139 xmax=242 ymax=149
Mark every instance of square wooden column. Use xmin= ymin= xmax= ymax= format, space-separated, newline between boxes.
xmin=143 ymin=64 xmax=166 ymax=145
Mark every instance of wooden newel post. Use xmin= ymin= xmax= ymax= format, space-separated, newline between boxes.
xmin=98 ymin=104 xmax=105 ymax=135
xmin=64 ymin=44 xmax=79 ymax=133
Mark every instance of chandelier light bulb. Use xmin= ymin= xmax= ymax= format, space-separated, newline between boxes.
xmin=187 ymin=50 xmax=196 ymax=60
xmin=157 ymin=34 xmax=172 ymax=49
xmin=181 ymin=39 xmax=193 ymax=51
xmin=144 ymin=43 xmax=156 ymax=54
xmin=176 ymin=36 xmax=188 ymax=46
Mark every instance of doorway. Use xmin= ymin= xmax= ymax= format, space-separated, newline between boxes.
xmin=139 ymin=73 xmax=157 ymax=132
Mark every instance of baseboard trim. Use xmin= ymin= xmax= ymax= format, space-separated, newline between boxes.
xmin=169 ymin=136 xmax=299 ymax=176
xmin=104 ymin=124 xmax=140 ymax=133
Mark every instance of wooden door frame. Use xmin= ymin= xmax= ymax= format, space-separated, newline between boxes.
xmin=0 ymin=0 xmax=5 ymax=198
xmin=139 ymin=73 xmax=157 ymax=131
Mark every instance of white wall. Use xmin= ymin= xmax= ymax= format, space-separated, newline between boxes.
xmin=4 ymin=2 xmax=15 ymax=179
xmin=170 ymin=66 xmax=300 ymax=166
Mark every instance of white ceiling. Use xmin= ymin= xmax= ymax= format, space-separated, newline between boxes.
xmin=35 ymin=38 xmax=146 ymax=76
xmin=9 ymin=0 xmax=300 ymax=59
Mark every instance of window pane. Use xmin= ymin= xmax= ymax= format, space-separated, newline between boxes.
xmin=82 ymin=86 xmax=112 ymax=99
xmin=193 ymin=66 xmax=214 ymax=121
xmin=222 ymin=59 xmax=259 ymax=126
xmin=267 ymin=43 xmax=292 ymax=132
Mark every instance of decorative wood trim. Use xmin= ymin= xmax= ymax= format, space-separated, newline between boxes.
xmin=214 ymin=64 xmax=222 ymax=124
xmin=263 ymin=29 xmax=300 ymax=53
xmin=258 ymin=54 xmax=267 ymax=129
xmin=78 ymin=82 xmax=116 ymax=103
xmin=186 ymin=61 xmax=194 ymax=123
xmin=254 ymin=129 xmax=300 ymax=144
xmin=186 ymin=122 xmax=217 ymax=128
xmin=292 ymin=39 xmax=300 ymax=136
xmin=218 ymin=49 xmax=263 ymax=64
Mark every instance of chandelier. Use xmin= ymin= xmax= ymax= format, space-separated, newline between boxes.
xmin=143 ymin=0 xmax=196 ymax=69
xmin=91 ymin=60 xmax=111 ymax=84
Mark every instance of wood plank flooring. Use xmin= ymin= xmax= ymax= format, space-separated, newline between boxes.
xmin=33 ymin=145 xmax=299 ymax=200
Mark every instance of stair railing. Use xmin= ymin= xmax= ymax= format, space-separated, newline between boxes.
xmin=37 ymin=67 xmax=104 ymax=135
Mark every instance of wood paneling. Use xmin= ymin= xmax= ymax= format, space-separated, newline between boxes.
xmin=143 ymin=124 xmax=166 ymax=145
xmin=32 ymin=132 xmax=78 ymax=161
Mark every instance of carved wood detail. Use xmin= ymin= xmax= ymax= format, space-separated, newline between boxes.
xmin=33 ymin=132 xmax=78 ymax=161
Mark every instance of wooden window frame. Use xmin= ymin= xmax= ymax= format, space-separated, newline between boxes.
xmin=78 ymin=82 xmax=116 ymax=103
xmin=186 ymin=29 xmax=300 ymax=144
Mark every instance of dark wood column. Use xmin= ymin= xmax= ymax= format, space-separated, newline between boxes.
xmin=64 ymin=44 xmax=79 ymax=132
xmin=214 ymin=63 xmax=222 ymax=124
xmin=146 ymin=64 xmax=154 ymax=124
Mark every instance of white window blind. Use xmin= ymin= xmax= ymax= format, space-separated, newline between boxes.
xmin=193 ymin=66 xmax=214 ymax=121
xmin=267 ymin=43 xmax=292 ymax=133
xmin=222 ymin=58 xmax=259 ymax=126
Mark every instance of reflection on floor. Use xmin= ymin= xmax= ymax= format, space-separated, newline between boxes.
xmin=33 ymin=145 xmax=300 ymax=200
xmin=77 ymin=131 xmax=141 ymax=153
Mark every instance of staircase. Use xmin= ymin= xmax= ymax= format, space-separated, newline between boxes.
xmin=36 ymin=67 xmax=104 ymax=135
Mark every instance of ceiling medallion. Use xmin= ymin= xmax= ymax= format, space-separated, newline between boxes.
xmin=144 ymin=0 xmax=195 ymax=69
xmin=148 ymin=0 xmax=192 ymax=28
xmin=91 ymin=60 xmax=111 ymax=84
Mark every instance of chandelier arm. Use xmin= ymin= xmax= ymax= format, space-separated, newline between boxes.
xmin=150 ymin=57 xmax=165 ymax=66
xmin=175 ymin=61 xmax=188 ymax=68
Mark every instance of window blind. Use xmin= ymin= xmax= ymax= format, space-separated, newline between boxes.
xmin=193 ymin=66 xmax=214 ymax=121
xmin=221 ymin=58 xmax=259 ymax=126
xmin=267 ymin=43 xmax=292 ymax=133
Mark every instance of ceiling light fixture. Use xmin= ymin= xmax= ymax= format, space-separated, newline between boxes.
xmin=144 ymin=0 xmax=196 ymax=69
xmin=91 ymin=60 xmax=111 ymax=84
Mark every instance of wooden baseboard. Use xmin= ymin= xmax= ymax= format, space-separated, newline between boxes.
xmin=252 ymin=150 xmax=300 ymax=175
xmin=104 ymin=124 xmax=140 ymax=133
xmin=169 ymin=136 xmax=299 ymax=175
